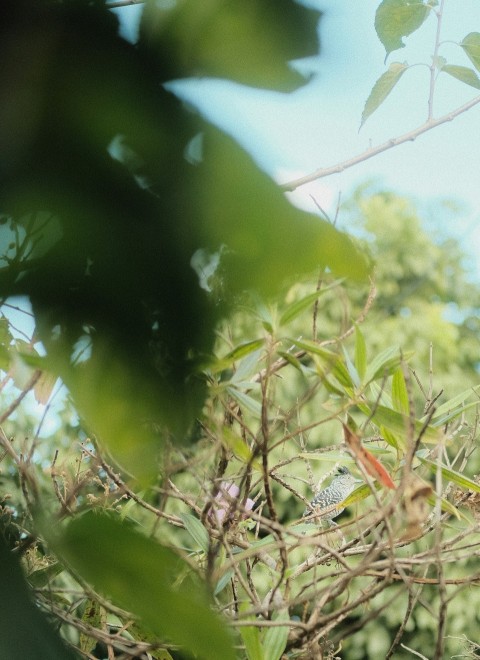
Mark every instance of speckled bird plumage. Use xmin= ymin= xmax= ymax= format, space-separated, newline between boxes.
xmin=303 ymin=466 xmax=356 ymax=523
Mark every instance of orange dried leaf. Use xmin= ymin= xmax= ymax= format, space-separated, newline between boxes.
xmin=343 ymin=423 xmax=396 ymax=489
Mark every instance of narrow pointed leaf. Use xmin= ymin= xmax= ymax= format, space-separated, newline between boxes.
xmin=461 ymin=32 xmax=480 ymax=72
xmin=441 ymin=64 xmax=480 ymax=89
xmin=361 ymin=404 xmax=443 ymax=443
xmin=343 ymin=424 xmax=396 ymax=489
xmin=361 ymin=62 xmax=408 ymax=127
xmin=240 ymin=623 xmax=264 ymax=660
xmin=54 ymin=512 xmax=235 ymax=660
xmin=418 ymin=458 xmax=480 ymax=493
xmin=279 ymin=279 xmax=343 ymax=326
xmin=262 ymin=609 xmax=290 ymax=660
xmin=375 ymin=0 xmax=430 ymax=56
xmin=392 ymin=368 xmax=409 ymax=414
xmin=180 ymin=513 xmax=210 ymax=553
xmin=428 ymin=385 xmax=480 ymax=421
xmin=355 ymin=325 xmax=367 ymax=381
xmin=227 ymin=387 xmax=262 ymax=418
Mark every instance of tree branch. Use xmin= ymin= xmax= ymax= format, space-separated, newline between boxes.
xmin=281 ymin=94 xmax=480 ymax=192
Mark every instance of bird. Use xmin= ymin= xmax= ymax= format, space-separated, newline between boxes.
xmin=303 ymin=466 xmax=358 ymax=524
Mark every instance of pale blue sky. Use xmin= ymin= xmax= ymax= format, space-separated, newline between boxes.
xmin=117 ymin=1 xmax=480 ymax=274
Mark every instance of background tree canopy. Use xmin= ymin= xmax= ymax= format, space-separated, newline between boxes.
xmin=0 ymin=1 xmax=480 ymax=659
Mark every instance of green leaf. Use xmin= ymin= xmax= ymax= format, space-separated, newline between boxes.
xmin=223 ymin=340 xmax=266 ymax=365
xmin=227 ymin=386 xmax=262 ymax=418
xmin=362 ymin=404 xmax=443 ymax=444
xmin=461 ymin=32 xmax=480 ymax=72
xmin=80 ymin=599 xmax=105 ymax=654
xmin=53 ymin=512 xmax=236 ymax=660
xmin=375 ymin=0 xmax=430 ymax=56
xmin=441 ymin=64 xmax=480 ymax=89
xmin=279 ymin=279 xmax=343 ymax=326
xmin=180 ymin=513 xmax=210 ymax=553
xmin=276 ymin=350 xmax=306 ymax=374
xmin=343 ymin=347 xmax=360 ymax=389
xmin=239 ymin=621 xmax=264 ymax=660
xmin=341 ymin=483 xmax=381 ymax=508
xmin=391 ymin=368 xmax=409 ymax=414
xmin=429 ymin=385 xmax=480 ymax=421
xmin=418 ymin=458 xmax=480 ymax=493
xmin=354 ymin=325 xmax=367 ymax=381
xmin=262 ymin=609 xmax=290 ymax=660
xmin=361 ymin=62 xmax=409 ymax=127
xmin=363 ymin=345 xmax=408 ymax=385
xmin=380 ymin=425 xmax=404 ymax=451
xmin=214 ymin=569 xmax=235 ymax=596
xmin=0 ymin=534 xmax=76 ymax=659
xmin=27 ymin=562 xmax=64 ymax=588
xmin=222 ymin=427 xmax=262 ymax=470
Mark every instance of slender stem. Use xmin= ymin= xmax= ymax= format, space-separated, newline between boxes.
xmin=428 ymin=0 xmax=446 ymax=120
xmin=281 ymin=93 xmax=480 ymax=192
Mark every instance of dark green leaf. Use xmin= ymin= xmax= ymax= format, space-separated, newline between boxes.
xmin=0 ymin=534 xmax=76 ymax=659
xmin=361 ymin=63 xmax=408 ymax=127
xmin=461 ymin=32 xmax=480 ymax=72
xmin=53 ymin=512 xmax=235 ymax=660
xmin=375 ymin=0 xmax=430 ymax=56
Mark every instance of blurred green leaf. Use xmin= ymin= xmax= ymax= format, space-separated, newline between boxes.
xmin=53 ymin=512 xmax=236 ymax=660
xmin=428 ymin=385 xmax=480 ymax=421
xmin=461 ymin=32 xmax=480 ymax=72
xmin=343 ymin=346 xmax=361 ymax=388
xmin=180 ymin=513 xmax=210 ymax=553
xmin=391 ymin=367 xmax=409 ymax=414
xmin=211 ymin=339 xmax=265 ymax=374
xmin=80 ymin=599 xmax=105 ymax=654
xmin=27 ymin=562 xmax=64 ymax=588
xmin=141 ymin=0 xmax=321 ymax=90
xmin=227 ymin=386 xmax=262 ymax=418
xmin=0 ymin=535 xmax=76 ymax=659
xmin=355 ymin=325 xmax=367 ymax=381
xmin=364 ymin=346 xmax=413 ymax=386
xmin=361 ymin=62 xmax=408 ymax=127
xmin=419 ymin=458 xmax=480 ymax=493
xmin=375 ymin=0 xmax=430 ymax=56
xmin=361 ymin=404 xmax=443 ymax=444
xmin=262 ymin=609 xmax=290 ymax=660
xmin=441 ymin=64 xmax=480 ymax=89
xmin=240 ymin=622 xmax=264 ymax=660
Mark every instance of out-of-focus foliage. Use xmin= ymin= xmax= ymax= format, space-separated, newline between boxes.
xmin=0 ymin=1 xmax=480 ymax=659
xmin=0 ymin=0 xmax=368 ymax=484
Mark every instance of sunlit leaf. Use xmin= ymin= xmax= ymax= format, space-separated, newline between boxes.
xmin=375 ymin=0 xmax=430 ymax=56
xmin=361 ymin=62 xmax=408 ymax=127
xmin=211 ymin=340 xmax=265 ymax=374
xmin=461 ymin=32 xmax=480 ymax=72
xmin=53 ymin=512 xmax=236 ymax=660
